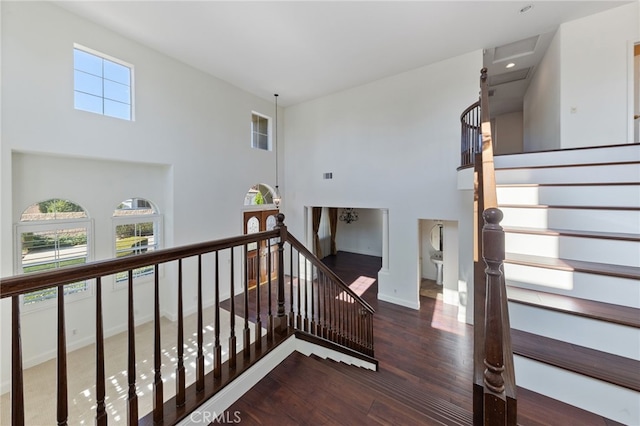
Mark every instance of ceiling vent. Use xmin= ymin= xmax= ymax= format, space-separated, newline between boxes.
xmin=488 ymin=68 xmax=531 ymax=86
xmin=493 ymin=35 xmax=539 ymax=63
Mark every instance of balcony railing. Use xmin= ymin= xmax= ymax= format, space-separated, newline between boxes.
xmin=1 ymin=213 xmax=375 ymax=425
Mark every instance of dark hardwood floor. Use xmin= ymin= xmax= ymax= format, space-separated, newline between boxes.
xmin=218 ymin=251 xmax=622 ymax=425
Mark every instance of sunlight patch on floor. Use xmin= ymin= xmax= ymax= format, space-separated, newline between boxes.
xmin=337 ymin=275 xmax=375 ymax=302
xmin=431 ymin=294 xmax=466 ymax=336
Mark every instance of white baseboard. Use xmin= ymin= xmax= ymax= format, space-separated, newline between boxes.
xmin=377 ymin=293 xmax=420 ymax=310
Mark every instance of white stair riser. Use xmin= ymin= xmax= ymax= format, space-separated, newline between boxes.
xmin=504 ymin=265 xmax=640 ymax=308
xmin=495 ymin=145 xmax=640 ymax=169
xmin=497 ymin=185 xmax=640 ymax=208
xmin=508 ymin=303 xmax=640 ymax=360
xmin=496 ymin=163 xmax=639 ymax=185
xmin=500 ymin=207 xmax=640 ymax=234
xmin=514 ymin=356 xmax=640 ymax=426
xmin=505 ymin=233 xmax=640 ymax=267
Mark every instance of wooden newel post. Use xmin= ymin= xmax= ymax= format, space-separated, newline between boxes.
xmin=275 ymin=213 xmax=288 ymax=335
xmin=482 ymin=207 xmax=507 ymax=424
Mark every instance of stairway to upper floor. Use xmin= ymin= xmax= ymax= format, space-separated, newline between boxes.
xmin=493 ymin=143 xmax=640 ymax=425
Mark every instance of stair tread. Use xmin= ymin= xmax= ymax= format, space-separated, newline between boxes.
xmin=499 ymin=203 xmax=639 ymax=211
xmin=503 ymin=226 xmax=640 ymax=242
xmin=497 ymin=182 xmax=640 ymax=187
xmin=511 ymin=329 xmax=640 ymax=392
xmin=504 ymin=252 xmax=640 ymax=280
xmin=507 ymin=286 xmax=640 ymax=328
xmin=312 ymin=355 xmax=473 ymax=425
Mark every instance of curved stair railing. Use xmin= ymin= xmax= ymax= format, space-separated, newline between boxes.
xmin=1 ymin=213 xmax=375 ymax=425
xmin=460 ymin=99 xmax=482 ymax=168
xmin=469 ymin=68 xmax=517 ymax=425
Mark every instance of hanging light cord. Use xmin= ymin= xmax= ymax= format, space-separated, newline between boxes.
xmin=274 ymin=93 xmax=279 ymax=189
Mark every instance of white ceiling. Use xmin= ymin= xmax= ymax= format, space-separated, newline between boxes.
xmin=56 ymin=1 xmax=630 ymax=109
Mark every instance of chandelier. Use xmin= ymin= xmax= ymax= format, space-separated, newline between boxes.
xmin=339 ymin=208 xmax=359 ymax=224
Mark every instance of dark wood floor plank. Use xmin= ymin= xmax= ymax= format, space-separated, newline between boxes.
xmin=507 ymin=286 xmax=640 ymax=328
xmin=220 ymin=251 xmax=622 ymax=426
xmin=503 ymin=226 xmax=640 ymax=242
xmin=511 ymin=329 xmax=640 ymax=392
xmin=505 ymin=252 xmax=640 ymax=280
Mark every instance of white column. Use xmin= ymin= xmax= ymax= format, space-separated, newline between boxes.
xmin=381 ymin=208 xmax=389 ymax=271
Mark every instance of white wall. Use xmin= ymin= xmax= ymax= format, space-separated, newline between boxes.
xmin=314 ymin=208 xmax=385 ymax=258
xmin=335 ymin=208 xmax=382 ymax=257
xmin=524 ymin=2 xmax=639 ymax=151
xmin=1 ymin=1 xmax=282 ymax=393
xmin=524 ymin=29 xmax=561 ymax=152
xmin=494 ymin=111 xmax=523 ymax=155
xmin=561 ymin=2 xmax=639 ymax=148
xmin=284 ymin=50 xmax=482 ymax=309
xmin=10 ymin=152 xmax=171 ymax=367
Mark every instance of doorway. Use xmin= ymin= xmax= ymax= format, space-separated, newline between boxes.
xmin=243 ymin=209 xmax=279 ymax=289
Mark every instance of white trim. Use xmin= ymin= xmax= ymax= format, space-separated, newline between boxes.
xmin=377 ymin=292 xmax=420 ymax=310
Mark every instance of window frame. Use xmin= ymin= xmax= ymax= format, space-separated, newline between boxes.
xmin=73 ymin=43 xmax=135 ymax=121
xmin=15 ymin=217 xmax=94 ymax=311
xmin=251 ymin=111 xmax=272 ymax=151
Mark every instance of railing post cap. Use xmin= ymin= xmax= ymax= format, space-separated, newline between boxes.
xmin=482 ymin=207 xmax=503 ymax=225
xmin=481 ymin=67 xmax=488 ymax=81
xmin=276 ymin=213 xmax=285 ymax=225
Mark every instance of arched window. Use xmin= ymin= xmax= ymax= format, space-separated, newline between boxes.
xmin=113 ymin=197 xmax=162 ymax=284
xmin=16 ymin=199 xmax=92 ymax=306
xmin=243 ymin=184 xmax=276 ymax=206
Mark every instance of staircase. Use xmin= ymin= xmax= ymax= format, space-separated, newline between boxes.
xmin=494 ymin=143 xmax=640 ymax=425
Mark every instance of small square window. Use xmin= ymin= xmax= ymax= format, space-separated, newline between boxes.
xmin=74 ymin=45 xmax=133 ymax=121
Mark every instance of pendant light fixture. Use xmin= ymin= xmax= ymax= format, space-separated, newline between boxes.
xmin=273 ymin=93 xmax=282 ymax=208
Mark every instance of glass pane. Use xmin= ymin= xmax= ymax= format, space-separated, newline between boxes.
xmin=75 ymin=91 xmax=103 ymax=114
xmin=74 ymin=49 xmax=102 ymax=77
xmin=258 ymin=134 xmax=268 ymax=150
xmin=104 ymin=80 xmax=130 ymax=104
xmin=21 ymin=226 xmax=88 ymax=305
xmin=114 ymin=198 xmax=155 ymax=215
xmin=114 ymin=219 xmax=156 ymax=283
xmin=258 ymin=116 xmax=268 ymax=134
xmin=21 ymin=200 xmax=87 ymax=221
xmin=104 ymin=60 xmax=130 ymax=85
xmin=74 ymin=70 xmax=103 ymax=96
xmin=104 ymin=99 xmax=131 ymax=120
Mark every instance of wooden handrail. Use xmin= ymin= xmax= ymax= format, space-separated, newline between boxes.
xmin=0 ymin=230 xmax=280 ymax=298
xmin=286 ymin=232 xmax=376 ymax=314
xmin=1 ymin=214 xmax=375 ymax=424
xmin=479 ymin=68 xmax=498 ymax=209
xmin=472 ymin=68 xmax=516 ymax=425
